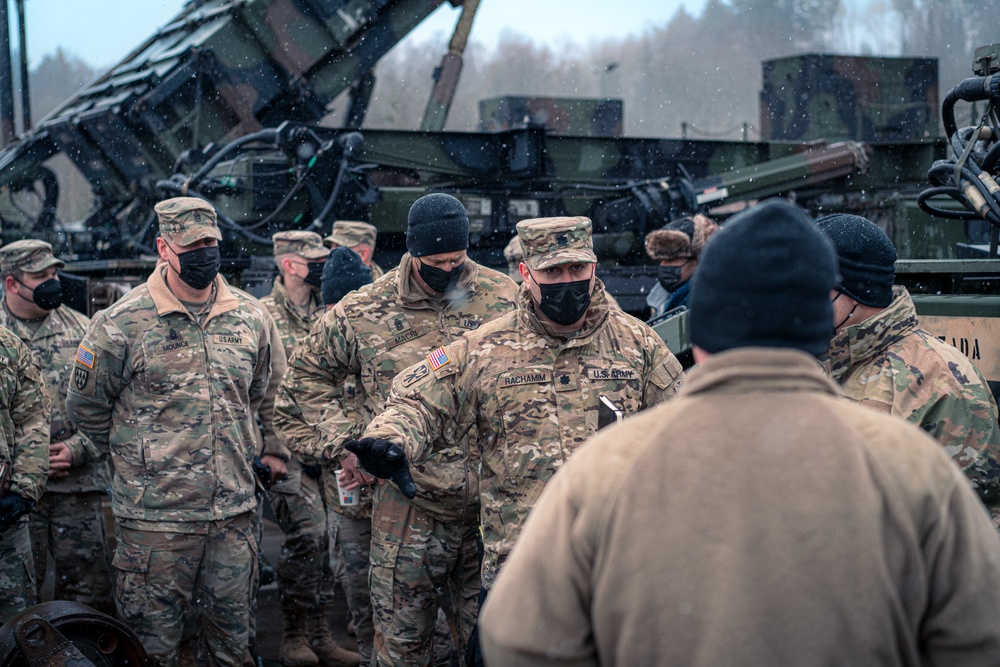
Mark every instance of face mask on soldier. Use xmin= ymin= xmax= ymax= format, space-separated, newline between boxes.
xmin=173 ymin=245 xmax=221 ymax=290
xmin=17 ymin=277 xmax=63 ymax=310
xmin=303 ymin=261 xmax=325 ymax=289
xmin=418 ymin=260 xmax=464 ymax=293
xmin=531 ymin=275 xmax=592 ymax=326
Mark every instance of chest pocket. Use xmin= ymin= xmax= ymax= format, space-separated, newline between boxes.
xmin=490 ymin=367 xmax=559 ymax=485
xmin=362 ymin=321 xmax=436 ymax=403
xmin=140 ymin=330 xmax=209 ymax=401
xmin=580 ymin=359 xmax=645 ymax=431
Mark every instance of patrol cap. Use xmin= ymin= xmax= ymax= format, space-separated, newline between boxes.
xmin=324 ymin=221 xmax=377 ymax=249
xmin=272 ymin=230 xmax=330 ymax=260
xmin=515 ymin=216 xmax=597 ymax=270
xmin=503 ymin=235 xmax=523 ymax=265
xmin=154 ymin=197 xmax=223 ymax=246
xmin=0 ymin=239 xmax=65 ymax=274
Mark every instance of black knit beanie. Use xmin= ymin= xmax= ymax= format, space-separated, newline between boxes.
xmin=406 ymin=193 xmax=470 ymax=257
xmin=321 ymin=247 xmax=373 ymax=306
xmin=815 ymin=213 xmax=896 ymax=308
xmin=689 ymin=199 xmax=837 ymax=357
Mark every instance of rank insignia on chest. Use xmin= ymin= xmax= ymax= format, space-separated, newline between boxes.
xmin=73 ymin=366 xmax=89 ymax=390
xmin=387 ymin=316 xmax=411 ymax=335
xmin=428 ymin=346 xmax=451 ymax=371
xmin=76 ymin=345 xmax=95 ymax=368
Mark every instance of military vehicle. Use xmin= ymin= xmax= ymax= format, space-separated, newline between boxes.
xmin=0 ymin=1 xmax=996 ymax=384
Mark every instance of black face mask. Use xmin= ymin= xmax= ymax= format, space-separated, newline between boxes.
xmin=18 ymin=278 xmax=63 ymax=311
xmin=174 ymin=245 xmax=221 ymax=290
xmin=657 ymin=265 xmax=685 ymax=292
xmin=418 ymin=260 xmax=464 ymax=293
xmin=535 ymin=278 xmax=592 ymax=326
xmin=304 ymin=261 xmax=325 ymax=289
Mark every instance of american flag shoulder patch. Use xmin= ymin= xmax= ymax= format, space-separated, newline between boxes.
xmin=427 ymin=346 xmax=451 ymax=371
xmin=76 ymin=345 xmax=95 ymax=369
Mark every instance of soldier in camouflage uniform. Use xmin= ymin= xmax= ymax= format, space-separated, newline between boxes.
xmin=275 ymin=194 xmax=518 ymax=667
xmin=818 ymin=214 xmax=1000 ymax=519
xmin=0 ymin=325 xmax=49 ymax=624
xmin=259 ymin=231 xmax=361 ymax=667
xmin=0 ymin=239 xmax=113 ymax=615
xmin=316 ymin=247 xmax=375 ymax=662
xmin=504 ymin=233 xmax=623 ymax=310
xmin=348 ymin=216 xmax=684 ymax=661
xmin=324 ymin=221 xmax=385 ymax=280
xmin=66 ymin=197 xmax=274 ymax=667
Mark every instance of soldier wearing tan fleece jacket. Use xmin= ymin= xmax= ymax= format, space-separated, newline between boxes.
xmin=480 ymin=199 xmax=1000 ymax=667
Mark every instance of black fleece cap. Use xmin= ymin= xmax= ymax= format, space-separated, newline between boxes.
xmin=321 ymin=247 xmax=373 ymax=306
xmin=406 ymin=193 xmax=470 ymax=257
xmin=815 ymin=213 xmax=896 ymax=308
xmin=689 ymin=199 xmax=837 ymax=357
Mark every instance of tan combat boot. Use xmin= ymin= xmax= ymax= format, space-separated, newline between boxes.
xmin=308 ymin=612 xmax=362 ymax=667
xmin=281 ymin=610 xmax=320 ymax=667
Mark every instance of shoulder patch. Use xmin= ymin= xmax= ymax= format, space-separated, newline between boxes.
xmin=401 ymin=361 xmax=431 ymax=388
xmin=428 ymin=346 xmax=451 ymax=371
xmin=76 ymin=345 xmax=95 ymax=369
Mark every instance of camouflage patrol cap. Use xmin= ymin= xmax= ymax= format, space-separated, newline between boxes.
xmin=516 ymin=216 xmax=597 ymax=270
xmin=324 ymin=221 xmax=377 ymax=249
xmin=272 ymin=230 xmax=330 ymax=260
xmin=154 ymin=197 xmax=222 ymax=245
xmin=0 ymin=239 xmax=65 ymax=274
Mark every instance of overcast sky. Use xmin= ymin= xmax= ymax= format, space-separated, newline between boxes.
xmin=22 ymin=0 xmax=706 ymax=69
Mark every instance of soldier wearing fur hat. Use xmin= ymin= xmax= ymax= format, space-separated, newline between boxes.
xmin=347 ymin=215 xmax=683 ymax=663
xmin=0 ymin=239 xmax=113 ymax=615
xmin=644 ymin=213 xmax=719 ymax=318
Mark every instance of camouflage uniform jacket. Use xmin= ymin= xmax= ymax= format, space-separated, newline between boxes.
xmin=259 ymin=279 xmax=323 ymax=359
xmin=0 ymin=303 xmax=110 ymax=493
xmin=65 ymin=265 xmax=273 ymax=524
xmin=274 ymin=254 xmax=518 ymax=524
xmin=369 ymin=260 xmax=384 ymax=281
xmin=364 ymin=281 xmax=684 ymax=588
xmin=0 ymin=324 xmax=50 ymax=502
xmin=825 ymin=285 xmax=1000 ymax=503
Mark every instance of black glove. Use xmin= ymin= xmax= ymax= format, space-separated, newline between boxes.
xmin=346 ymin=438 xmax=417 ymax=499
xmin=301 ymin=463 xmax=323 ymax=480
xmin=252 ymin=456 xmax=274 ymax=490
xmin=0 ymin=493 xmax=33 ymax=535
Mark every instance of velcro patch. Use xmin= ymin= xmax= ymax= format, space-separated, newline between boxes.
xmin=76 ymin=345 xmax=95 ymax=368
xmin=73 ymin=367 xmax=90 ymax=390
xmin=587 ymin=367 xmax=637 ymax=381
xmin=213 ymin=334 xmax=245 ymax=345
xmin=499 ymin=371 xmax=552 ymax=388
xmin=401 ymin=362 xmax=430 ymax=388
xmin=428 ymin=347 xmax=451 ymax=371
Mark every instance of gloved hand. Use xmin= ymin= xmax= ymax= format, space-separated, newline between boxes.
xmin=0 ymin=493 xmax=34 ymax=535
xmin=252 ymin=455 xmax=274 ymax=490
xmin=345 ymin=438 xmax=417 ymax=499
xmin=301 ymin=463 xmax=323 ymax=480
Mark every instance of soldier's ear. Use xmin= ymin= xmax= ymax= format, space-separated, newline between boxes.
xmin=518 ymin=262 xmax=531 ymax=285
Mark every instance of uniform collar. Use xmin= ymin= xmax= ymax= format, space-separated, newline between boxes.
xmin=396 ymin=253 xmax=482 ymax=308
xmin=148 ymin=264 xmax=239 ymax=324
xmin=822 ymin=285 xmax=918 ymax=382
xmin=270 ymin=278 xmax=321 ymax=323
xmin=1 ymin=298 xmax=63 ymax=341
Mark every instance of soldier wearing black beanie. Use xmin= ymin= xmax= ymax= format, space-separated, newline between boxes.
xmin=815 ymin=213 xmax=896 ymax=308
xmin=689 ymin=199 xmax=838 ymax=358
xmin=321 ymin=246 xmax=373 ymax=308
xmin=406 ymin=193 xmax=470 ymax=258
